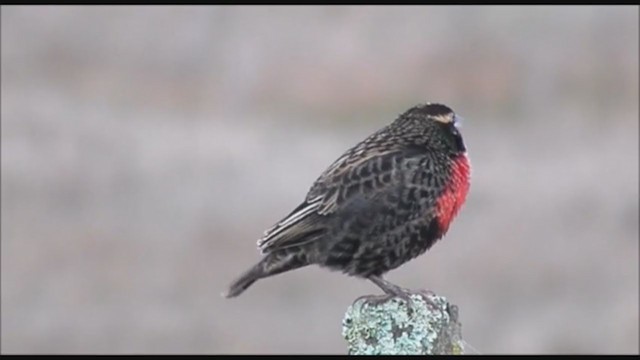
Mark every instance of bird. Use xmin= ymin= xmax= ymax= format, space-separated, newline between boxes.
xmin=223 ymin=103 xmax=471 ymax=303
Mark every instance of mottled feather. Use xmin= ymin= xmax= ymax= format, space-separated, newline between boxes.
xmin=257 ymin=143 xmax=408 ymax=253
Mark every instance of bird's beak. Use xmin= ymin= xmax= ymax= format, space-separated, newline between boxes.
xmin=453 ymin=114 xmax=464 ymax=128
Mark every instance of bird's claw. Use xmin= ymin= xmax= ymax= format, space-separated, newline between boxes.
xmin=354 ymin=288 xmax=440 ymax=312
xmin=354 ymin=291 xmax=416 ymax=310
xmin=354 ymin=293 xmax=394 ymax=307
xmin=413 ymin=288 xmax=440 ymax=309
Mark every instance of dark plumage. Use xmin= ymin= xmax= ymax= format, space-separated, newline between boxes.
xmin=224 ymin=103 xmax=471 ymax=302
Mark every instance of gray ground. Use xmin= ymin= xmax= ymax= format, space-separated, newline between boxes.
xmin=1 ymin=6 xmax=638 ymax=354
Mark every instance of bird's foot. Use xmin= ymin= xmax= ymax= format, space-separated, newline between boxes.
xmin=353 ymin=293 xmax=395 ymax=307
xmin=366 ymin=275 xmax=417 ymax=307
xmin=383 ymin=285 xmax=415 ymax=304
xmin=354 ymin=289 xmax=416 ymax=312
xmin=413 ymin=288 xmax=440 ymax=309
xmin=362 ymin=276 xmax=443 ymax=311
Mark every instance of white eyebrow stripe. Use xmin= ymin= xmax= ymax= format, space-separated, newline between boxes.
xmin=432 ymin=113 xmax=454 ymax=124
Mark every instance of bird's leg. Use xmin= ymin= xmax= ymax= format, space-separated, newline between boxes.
xmin=353 ymin=275 xmax=413 ymax=307
xmin=369 ymin=275 xmax=413 ymax=300
xmin=354 ymin=275 xmax=439 ymax=309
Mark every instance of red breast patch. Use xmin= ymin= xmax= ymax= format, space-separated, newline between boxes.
xmin=435 ymin=154 xmax=471 ymax=235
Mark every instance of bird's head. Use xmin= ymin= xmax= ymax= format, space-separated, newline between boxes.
xmin=391 ymin=103 xmax=467 ymax=155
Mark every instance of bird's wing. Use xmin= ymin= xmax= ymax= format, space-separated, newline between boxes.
xmin=257 ymin=147 xmax=411 ymax=254
xmin=306 ymin=147 xmax=403 ymax=215
xmin=256 ymin=198 xmax=326 ymax=254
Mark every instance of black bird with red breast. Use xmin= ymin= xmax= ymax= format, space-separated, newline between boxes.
xmin=224 ymin=103 xmax=471 ymax=303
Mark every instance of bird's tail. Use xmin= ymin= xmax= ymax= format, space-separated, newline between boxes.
xmin=223 ymin=265 xmax=261 ymax=298
xmin=223 ymin=250 xmax=309 ymax=298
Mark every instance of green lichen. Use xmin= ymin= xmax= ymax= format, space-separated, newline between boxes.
xmin=342 ymin=293 xmax=465 ymax=355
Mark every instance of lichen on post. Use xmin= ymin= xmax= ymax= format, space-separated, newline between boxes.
xmin=341 ymin=292 xmax=465 ymax=355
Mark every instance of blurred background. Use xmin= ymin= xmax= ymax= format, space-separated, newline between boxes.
xmin=1 ymin=5 xmax=638 ymax=354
